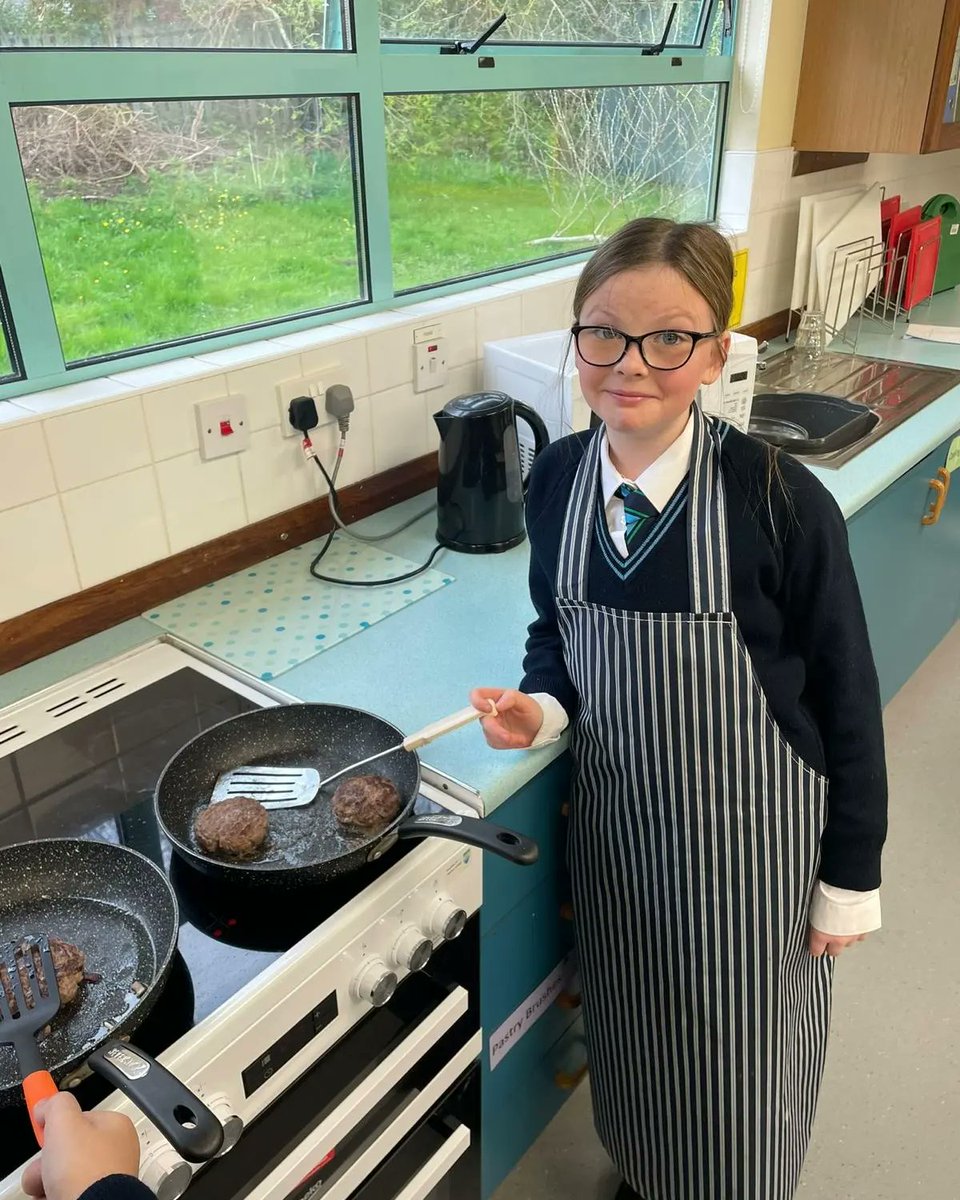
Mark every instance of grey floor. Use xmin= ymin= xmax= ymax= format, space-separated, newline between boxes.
xmin=493 ymin=623 xmax=960 ymax=1200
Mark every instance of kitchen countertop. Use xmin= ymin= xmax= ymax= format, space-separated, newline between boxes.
xmin=3 ymin=301 xmax=959 ymax=812
xmin=797 ymin=287 xmax=960 ymax=517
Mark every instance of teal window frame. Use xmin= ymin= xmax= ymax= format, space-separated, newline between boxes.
xmin=0 ymin=2 xmax=736 ymax=400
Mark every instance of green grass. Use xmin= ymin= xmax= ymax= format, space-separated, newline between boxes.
xmin=0 ymin=336 xmax=12 ymax=379
xmin=29 ymin=157 xmax=666 ymax=363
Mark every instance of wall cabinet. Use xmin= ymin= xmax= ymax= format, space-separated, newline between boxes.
xmin=794 ymin=0 xmax=960 ymax=154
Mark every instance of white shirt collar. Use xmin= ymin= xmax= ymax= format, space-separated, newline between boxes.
xmin=599 ymin=411 xmax=695 ymax=515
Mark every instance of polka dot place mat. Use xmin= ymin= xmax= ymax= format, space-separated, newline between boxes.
xmin=144 ymin=536 xmax=455 ymax=681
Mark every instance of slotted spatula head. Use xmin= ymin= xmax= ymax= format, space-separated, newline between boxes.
xmin=0 ymin=938 xmax=62 ymax=1146
xmin=211 ymin=765 xmax=321 ymax=811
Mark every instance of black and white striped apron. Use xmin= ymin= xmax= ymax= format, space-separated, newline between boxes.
xmin=557 ymin=405 xmax=834 ymax=1200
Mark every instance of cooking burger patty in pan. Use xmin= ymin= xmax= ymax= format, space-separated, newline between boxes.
xmin=194 ymin=795 xmax=270 ymax=859
xmin=0 ymin=937 xmax=90 ymax=1011
xmin=331 ymin=774 xmax=402 ymax=833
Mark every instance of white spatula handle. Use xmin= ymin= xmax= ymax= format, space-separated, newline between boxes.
xmin=401 ymin=701 xmax=498 ymax=752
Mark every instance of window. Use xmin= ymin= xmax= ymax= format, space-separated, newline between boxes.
xmin=0 ymin=1 xmax=352 ymax=49
xmin=0 ymin=274 xmax=19 ymax=382
xmin=14 ymin=97 xmax=362 ymax=362
xmin=380 ymin=0 xmax=712 ymax=47
xmin=386 ymin=84 xmax=721 ymax=292
xmin=0 ymin=1 xmax=733 ymax=397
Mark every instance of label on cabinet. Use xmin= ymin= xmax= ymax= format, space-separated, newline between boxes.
xmin=946 ymin=437 xmax=960 ymax=474
xmin=489 ymin=952 xmax=577 ymax=1071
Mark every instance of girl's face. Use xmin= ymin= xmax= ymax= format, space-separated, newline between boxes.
xmin=575 ymin=264 xmax=730 ymax=441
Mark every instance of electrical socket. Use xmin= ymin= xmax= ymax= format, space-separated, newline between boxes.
xmin=195 ymin=394 xmax=250 ymax=461
xmin=276 ymin=370 xmax=339 ymax=437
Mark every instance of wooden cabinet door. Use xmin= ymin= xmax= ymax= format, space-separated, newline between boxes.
xmin=848 ymin=434 xmax=960 ymax=704
xmin=923 ymin=0 xmax=960 ymax=150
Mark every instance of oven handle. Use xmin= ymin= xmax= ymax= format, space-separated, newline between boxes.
xmin=244 ymin=988 xmax=472 ymax=1200
xmin=320 ymin=1032 xmax=481 ymax=1200
xmin=392 ymin=1122 xmax=472 ymax=1200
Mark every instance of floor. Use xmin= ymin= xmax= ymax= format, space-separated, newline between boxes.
xmin=492 ymin=623 xmax=960 ymax=1200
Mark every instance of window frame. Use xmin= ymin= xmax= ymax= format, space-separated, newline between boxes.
xmin=0 ymin=1 xmax=735 ymax=400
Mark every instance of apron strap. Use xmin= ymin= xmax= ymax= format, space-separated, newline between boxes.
xmin=688 ymin=403 xmax=731 ymax=614
xmin=557 ymin=428 xmax=604 ymax=601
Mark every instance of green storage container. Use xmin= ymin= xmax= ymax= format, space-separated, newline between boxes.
xmin=922 ymin=194 xmax=960 ymax=294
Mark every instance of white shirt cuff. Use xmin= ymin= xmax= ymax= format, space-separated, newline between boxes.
xmin=527 ymin=692 xmax=570 ymax=748
xmin=809 ymin=881 xmax=882 ymax=936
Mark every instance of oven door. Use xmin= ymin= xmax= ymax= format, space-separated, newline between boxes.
xmin=185 ymin=962 xmax=480 ymax=1200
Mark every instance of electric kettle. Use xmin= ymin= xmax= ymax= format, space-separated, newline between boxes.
xmin=433 ymin=391 xmax=549 ymax=553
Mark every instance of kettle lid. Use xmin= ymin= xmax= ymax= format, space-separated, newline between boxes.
xmin=441 ymin=390 xmax=512 ymax=418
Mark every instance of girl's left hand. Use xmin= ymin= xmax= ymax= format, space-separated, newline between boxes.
xmin=808 ymin=926 xmax=868 ymax=957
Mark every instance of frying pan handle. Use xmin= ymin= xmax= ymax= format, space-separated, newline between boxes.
xmin=23 ymin=1070 xmax=59 ymax=1146
xmin=87 ymin=1040 xmax=224 ymax=1162
xmin=397 ymin=813 xmax=539 ymax=865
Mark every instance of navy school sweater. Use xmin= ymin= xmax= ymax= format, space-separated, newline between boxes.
xmin=519 ymin=423 xmax=888 ymax=891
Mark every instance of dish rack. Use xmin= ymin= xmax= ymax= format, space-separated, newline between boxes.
xmin=787 ymin=219 xmax=942 ymax=351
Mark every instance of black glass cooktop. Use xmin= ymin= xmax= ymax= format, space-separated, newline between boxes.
xmin=0 ymin=667 xmax=424 ymax=1030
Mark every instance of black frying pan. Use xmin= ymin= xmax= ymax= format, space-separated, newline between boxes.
xmin=155 ymin=703 xmax=538 ymax=886
xmin=0 ymin=839 xmax=222 ymax=1162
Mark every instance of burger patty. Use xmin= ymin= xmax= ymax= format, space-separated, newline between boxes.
xmin=194 ymin=795 xmax=270 ymax=859
xmin=331 ymin=774 xmax=402 ymax=833
xmin=1 ymin=937 xmax=87 ymax=1011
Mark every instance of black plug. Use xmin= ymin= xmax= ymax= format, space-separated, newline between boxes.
xmin=288 ymin=395 xmax=319 ymax=434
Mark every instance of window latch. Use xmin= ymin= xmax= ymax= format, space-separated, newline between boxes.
xmin=722 ymin=0 xmax=733 ymax=37
xmin=439 ymin=12 xmax=507 ymax=54
xmin=640 ymin=1 xmax=678 ymax=55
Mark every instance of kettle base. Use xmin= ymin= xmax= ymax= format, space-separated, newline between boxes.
xmin=436 ymin=530 xmax=526 ymax=554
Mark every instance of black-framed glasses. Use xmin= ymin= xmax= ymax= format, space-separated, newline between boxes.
xmin=571 ymin=324 xmax=720 ymax=370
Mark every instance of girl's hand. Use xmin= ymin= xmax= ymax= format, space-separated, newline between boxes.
xmin=808 ymin=926 xmax=868 ymax=958
xmin=21 ymin=1092 xmax=141 ymax=1200
xmin=470 ymin=688 xmax=544 ymax=750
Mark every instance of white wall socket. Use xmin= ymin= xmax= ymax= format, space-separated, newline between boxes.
xmin=413 ymin=336 xmax=447 ymax=393
xmin=195 ymin=394 xmax=250 ymax=461
xmin=276 ymin=370 xmax=339 ymax=437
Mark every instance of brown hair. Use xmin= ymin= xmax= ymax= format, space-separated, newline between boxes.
xmin=572 ymin=217 xmax=735 ymax=332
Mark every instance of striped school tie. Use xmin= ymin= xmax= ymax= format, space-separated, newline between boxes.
xmin=615 ymin=482 xmax=659 ymax=546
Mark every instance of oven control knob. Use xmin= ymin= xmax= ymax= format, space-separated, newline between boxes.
xmin=428 ymin=898 xmax=467 ymax=942
xmin=205 ymin=1095 xmax=244 ymax=1153
xmin=353 ymin=958 xmax=398 ymax=1007
xmin=140 ymin=1145 xmax=192 ymax=1200
xmin=393 ymin=926 xmax=433 ymax=972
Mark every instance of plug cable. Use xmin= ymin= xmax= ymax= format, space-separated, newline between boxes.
xmin=304 ymin=432 xmax=443 ymax=587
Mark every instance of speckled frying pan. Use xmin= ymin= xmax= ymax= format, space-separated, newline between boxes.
xmin=0 ymin=839 xmax=222 ymax=1162
xmin=155 ymin=703 xmax=538 ymax=887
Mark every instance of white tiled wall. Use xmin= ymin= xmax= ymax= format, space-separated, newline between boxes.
xmin=0 ymin=265 xmax=581 ymax=623
xmin=740 ymin=147 xmax=960 ymax=324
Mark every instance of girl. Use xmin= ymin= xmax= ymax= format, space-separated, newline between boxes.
xmin=472 ymin=218 xmax=887 ymax=1200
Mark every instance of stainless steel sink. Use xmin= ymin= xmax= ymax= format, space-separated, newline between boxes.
xmin=751 ymin=349 xmax=960 ymax=467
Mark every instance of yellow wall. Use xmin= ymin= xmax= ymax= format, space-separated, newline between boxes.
xmin=756 ymin=0 xmax=810 ymax=150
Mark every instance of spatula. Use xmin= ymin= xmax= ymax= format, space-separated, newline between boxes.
xmin=210 ymin=702 xmax=497 ymax=811
xmin=0 ymin=938 xmax=62 ymax=1146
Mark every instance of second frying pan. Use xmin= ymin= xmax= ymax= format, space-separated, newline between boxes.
xmin=156 ymin=703 xmax=538 ymax=886
xmin=0 ymin=839 xmax=222 ymax=1162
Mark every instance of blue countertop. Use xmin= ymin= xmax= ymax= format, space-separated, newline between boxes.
xmin=3 ymin=301 xmax=959 ymax=812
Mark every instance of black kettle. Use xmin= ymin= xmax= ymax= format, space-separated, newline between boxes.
xmin=434 ymin=391 xmax=549 ymax=553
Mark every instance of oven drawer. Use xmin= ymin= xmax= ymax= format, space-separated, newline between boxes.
xmin=348 ymin=1069 xmax=478 ymax=1200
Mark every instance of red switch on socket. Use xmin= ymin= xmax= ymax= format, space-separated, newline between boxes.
xmin=219 ymin=419 xmax=234 ymax=437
